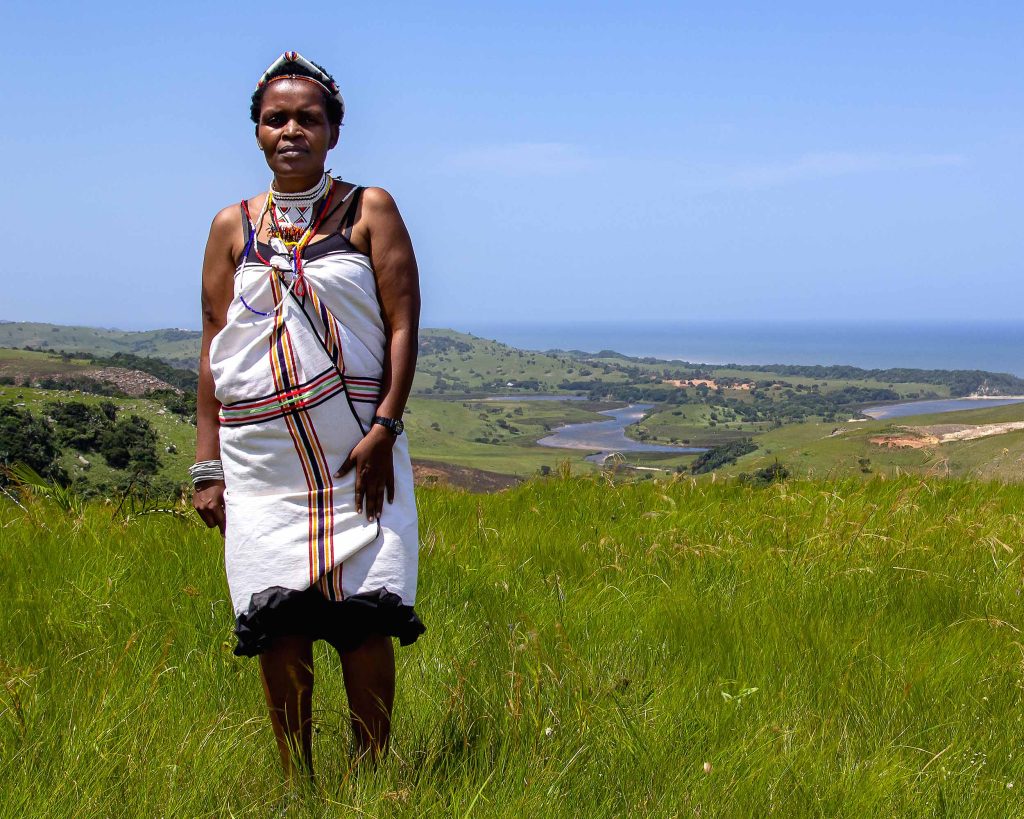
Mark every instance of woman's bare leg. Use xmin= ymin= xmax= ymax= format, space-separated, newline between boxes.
xmin=259 ymin=635 xmax=315 ymax=781
xmin=339 ymin=634 xmax=395 ymax=761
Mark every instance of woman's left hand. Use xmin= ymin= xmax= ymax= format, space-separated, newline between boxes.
xmin=336 ymin=425 xmax=396 ymax=522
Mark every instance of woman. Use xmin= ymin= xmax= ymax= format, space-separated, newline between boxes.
xmin=192 ymin=52 xmax=424 ymax=779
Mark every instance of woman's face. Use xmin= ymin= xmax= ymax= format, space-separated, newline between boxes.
xmin=256 ymin=79 xmax=339 ymax=182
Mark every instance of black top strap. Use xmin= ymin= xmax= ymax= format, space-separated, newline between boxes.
xmin=239 ymin=201 xmax=253 ymax=243
xmin=236 ymin=202 xmax=258 ymax=266
xmin=315 ymin=184 xmax=363 ymax=240
xmin=338 ymin=186 xmax=365 ymax=238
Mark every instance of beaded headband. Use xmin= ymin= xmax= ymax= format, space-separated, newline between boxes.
xmin=255 ymin=51 xmax=345 ymax=123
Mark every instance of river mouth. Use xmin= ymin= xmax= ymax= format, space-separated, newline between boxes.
xmin=536 ymin=403 xmax=709 ymax=463
xmin=487 ymin=394 xmax=1024 ymax=465
xmin=861 ymin=396 xmax=1024 ymax=420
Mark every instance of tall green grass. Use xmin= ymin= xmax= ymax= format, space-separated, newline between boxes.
xmin=3 ymin=475 xmax=1023 ymax=816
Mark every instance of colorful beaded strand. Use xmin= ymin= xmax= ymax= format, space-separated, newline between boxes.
xmin=237 ymin=176 xmax=336 ymax=316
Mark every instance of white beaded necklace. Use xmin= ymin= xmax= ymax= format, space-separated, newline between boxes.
xmin=270 ymin=173 xmax=331 ymax=230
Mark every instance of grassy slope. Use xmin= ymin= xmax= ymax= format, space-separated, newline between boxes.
xmin=713 ymin=401 xmax=1024 ymax=481
xmin=0 ymin=385 xmax=196 ymax=487
xmin=0 ymin=323 xmax=202 ymax=369
xmin=711 ymin=367 xmax=950 ymax=395
xmin=415 ymin=330 xmax=630 ymax=394
xmin=0 ymin=348 xmax=96 ymax=377
xmin=405 ymin=397 xmax=609 ymax=477
xmin=3 ymin=476 xmax=1024 ymax=816
xmin=626 ymin=378 xmax=952 ymax=444
xmin=628 ymin=397 xmax=774 ymax=447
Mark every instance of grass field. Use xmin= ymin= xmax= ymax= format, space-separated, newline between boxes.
xmin=3 ymin=475 xmax=1024 ymax=816
xmin=416 ymin=330 xmax=627 ymax=394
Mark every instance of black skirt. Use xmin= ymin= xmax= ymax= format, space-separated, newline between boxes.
xmin=233 ymin=585 xmax=425 ymax=656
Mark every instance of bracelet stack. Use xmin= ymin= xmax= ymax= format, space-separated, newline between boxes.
xmin=189 ymin=460 xmax=225 ymax=487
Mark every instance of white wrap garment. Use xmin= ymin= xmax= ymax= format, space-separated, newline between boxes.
xmin=209 ymin=186 xmax=419 ymax=624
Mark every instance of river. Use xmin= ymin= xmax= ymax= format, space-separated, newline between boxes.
xmin=537 ymin=403 xmax=708 ymax=464
xmin=514 ymin=395 xmax=1024 ymax=465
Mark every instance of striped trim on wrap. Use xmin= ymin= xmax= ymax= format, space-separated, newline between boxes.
xmin=267 ymin=276 xmax=340 ymax=598
xmin=219 ymin=368 xmax=382 ymax=427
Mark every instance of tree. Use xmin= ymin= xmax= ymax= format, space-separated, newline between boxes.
xmin=0 ymin=404 xmax=66 ymax=484
xmin=46 ymin=401 xmax=112 ymax=451
xmin=99 ymin=415 xmax=161 ymax=474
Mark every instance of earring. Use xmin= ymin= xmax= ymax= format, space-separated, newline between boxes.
xmin=256 ymin=139 xmax=264 ymax=150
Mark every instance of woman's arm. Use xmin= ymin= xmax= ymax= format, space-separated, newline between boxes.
xmin=336 ymin=187 xmax=420 ymax=522
xmin=193 ymin=207 xmax=240 ymax=534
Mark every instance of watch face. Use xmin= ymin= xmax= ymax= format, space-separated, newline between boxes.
xmin=374 ymin=416 xmax=404 ymax=435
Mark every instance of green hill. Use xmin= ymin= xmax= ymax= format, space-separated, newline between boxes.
xmin=414 ymin=328 xmax=631 ymax=395
xmin=0 ymin=322 xmax=202 ymax=369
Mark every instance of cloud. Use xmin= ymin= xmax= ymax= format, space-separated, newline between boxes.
xmin=447 ymin=142 xmax=599 ymax=175
xmin=726 ymin=151 xmax=966 ymax=188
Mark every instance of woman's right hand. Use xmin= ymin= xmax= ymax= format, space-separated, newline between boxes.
xmin=193 ymin=480 xmax=227 ymax=535
xmin=193 ymin=207 xmax=237 ymax=539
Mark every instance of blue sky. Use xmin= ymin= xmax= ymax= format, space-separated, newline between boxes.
xmin=3 ymin=2 xmax=1022 ymax=330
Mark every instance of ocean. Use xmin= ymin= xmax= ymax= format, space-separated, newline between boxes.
xmin=461 ymin=321 xmax=1024 ymax=377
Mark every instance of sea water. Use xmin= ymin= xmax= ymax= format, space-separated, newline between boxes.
xmin=463 ymin=320 xmax=1024 ymax=378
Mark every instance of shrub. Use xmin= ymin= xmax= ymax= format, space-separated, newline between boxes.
xmin=0 ymin=404 xmax=67 ymax=484
xmin=739 ymin=460 xmax=790 ymax=486
xmin=690 ymin=439 xmax=757 ymax=474
xmin=99 ymin=415 xmax=161 ymax=474
xmin=45 ymin=401 xmax=113 ymax=452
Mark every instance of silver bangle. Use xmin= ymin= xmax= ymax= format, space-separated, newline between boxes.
xmin=189 ymin=460 xmax=225 ymax=487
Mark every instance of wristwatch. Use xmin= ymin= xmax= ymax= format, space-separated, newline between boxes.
xmin=372 ymin=415 xmax=405 ymax=436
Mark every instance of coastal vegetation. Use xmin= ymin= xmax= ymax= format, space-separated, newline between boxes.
xmin=3 ymin=474 xmax=1023 ymax=815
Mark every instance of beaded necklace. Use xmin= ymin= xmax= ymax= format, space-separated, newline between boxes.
xmin=269 ymin=173 xmax=332 ymax=243
xmin=239 ymin=174 xmax=337 ymax=316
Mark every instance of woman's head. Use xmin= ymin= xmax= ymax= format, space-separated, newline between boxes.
xmin=250 ymin=52 xmax=345 ymax=185
xmin=250 ymin=52 xmax=344 ymax=128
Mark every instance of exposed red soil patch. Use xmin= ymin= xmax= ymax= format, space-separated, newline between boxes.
xmin=870 ymin=421 xmax=1024 ymax=450
xmin=0 ymin=360 xmax=179 ymax=397
xmin=412 ymin=459 xmax=521 ymax=493
xmin=89 ymin=367 xmax=180 ymax=396
xmin=869 ymin=435 xmax=935 ymax=449
xmin=663 ymin=378 xmax=755 ymax=390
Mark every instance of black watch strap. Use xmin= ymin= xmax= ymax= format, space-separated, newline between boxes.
xmin=372 ymin=415 xmax=404 ymax=435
